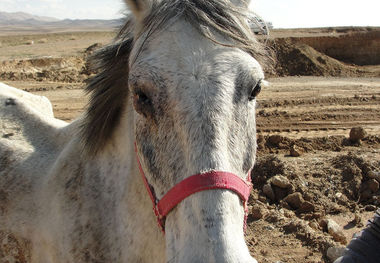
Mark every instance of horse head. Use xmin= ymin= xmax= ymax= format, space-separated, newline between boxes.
xmin=127 ymin=0 xmax=266 ymax=262
xmin=82 ymin=0 xmax=268 ymax=262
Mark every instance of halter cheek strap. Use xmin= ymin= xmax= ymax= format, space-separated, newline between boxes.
xmin=134 ymin=143 xmax=252 ymax=233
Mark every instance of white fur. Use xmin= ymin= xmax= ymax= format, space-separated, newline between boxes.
xmin=0 ymin=83 xmax=165 ymax=262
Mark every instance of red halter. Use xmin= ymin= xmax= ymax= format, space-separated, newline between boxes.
xmin=134 ymin=143 xmax=252 ymax=233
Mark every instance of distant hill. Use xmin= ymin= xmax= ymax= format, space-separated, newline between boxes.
xmin=51 ymin=19 xmax=123 ymax=28
xmin=0 ymin=11 xmax=123 ymax=33
xmin=0 ymin=11 xmax=59 ymax=23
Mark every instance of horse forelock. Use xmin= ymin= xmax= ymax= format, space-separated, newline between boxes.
xmin=80 ymin=19 xmax=134 ymax=155
xmin=81 ymin=0 xmax=270 ymax=155
xmin=141 ymin=0 xmax=270 ymax=66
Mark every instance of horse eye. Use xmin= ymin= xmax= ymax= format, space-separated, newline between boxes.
xmin=249 ymin=81 xmax=262 ymax=101
xmin=134 ymin=90 xmax=151 ymax=105
xmin=132 ymin=89 xmax=153 ymax=117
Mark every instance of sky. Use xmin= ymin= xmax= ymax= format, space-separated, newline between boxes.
xmin=0 ymin=0 xmax=379 ymax=28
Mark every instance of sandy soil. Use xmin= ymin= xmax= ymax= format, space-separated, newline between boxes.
xmin=1 ymin=27 xmax=380 ymax=263
xmin=0 ymin=31 xmax=114 ymax=59
xmin=258 ymin=77 xmax=380 ymax=138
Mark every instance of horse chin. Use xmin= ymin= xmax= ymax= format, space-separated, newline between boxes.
xmin=164 ymin=190 xmax=257 ymax=263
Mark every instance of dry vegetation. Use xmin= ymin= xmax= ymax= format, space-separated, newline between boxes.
xmin=0 ymin=27 xmax=379 ymax=263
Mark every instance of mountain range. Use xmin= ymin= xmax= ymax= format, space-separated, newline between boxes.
xmin=0 ymin=11 xmax=59 ymax=22
xmin=0 ymin=11 xmax=122 ymax=31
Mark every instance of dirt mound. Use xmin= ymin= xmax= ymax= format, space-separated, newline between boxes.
xmin=265 ymin=29 xmax=380 ymax=77
xmin=294 ymin=30 xmax=380 ymax=66
xmin=271 ymin=39 xmax=363 ymax=77
xmin=248 ymin=138 xmax=380 ymax=262
xmin=0 ymin=43 xmax=107 ymax=83
xmin=0 ymin=56 xmax=89 ymax=83
xmin=257 ymin=134 xmax=380 ymax=155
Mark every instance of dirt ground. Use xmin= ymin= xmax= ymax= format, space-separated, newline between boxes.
xmin=1 ymin=27 xmax=380 ymax=263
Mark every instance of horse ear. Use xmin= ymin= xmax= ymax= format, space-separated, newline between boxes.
xmin=232 ymin=0 xmax=252 ymax=8
xmin=124 ymin=0 xmax=153 ymax=22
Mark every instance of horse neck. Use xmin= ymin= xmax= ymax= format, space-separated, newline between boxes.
xmin=94 ymin=101 xmax=166 ymax=261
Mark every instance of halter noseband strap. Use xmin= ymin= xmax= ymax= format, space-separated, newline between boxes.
xmin=134 ymin=143 xmax=252 ymax=233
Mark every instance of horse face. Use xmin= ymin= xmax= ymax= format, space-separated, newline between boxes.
xmin=127 ymin=1 xmax=263 ymax=262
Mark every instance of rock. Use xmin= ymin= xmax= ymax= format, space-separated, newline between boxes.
xmin=360 ymin=189 xmax=372 ymax=201
xmin=267 ymin=135 xmax=283 ymax=145
xmin=273 ymin=186 xmax=290 ymax=201
xmin=360 ymin=179 xmax=379 ymax=200
xmin=319 ymin=218 xmax=328 ymax=231
xmin=283 ymin=209 xmax=295 ymax=218
xmin=284 ymin=192 xmax=304 ymax=209
xmin=262 ymin=184 xmax=275 ymax=201
xmin=309 ymin=221 xmax=319 ymax=230
xmin=250 ymin=206 xmax=267 ymax=220
xmin=365 ymin=205 xmax=377 ymax=211
xmin=373 ymin=196 xmax=380 ymax=206
xmin=270 ymin=175 xmax=291 ymax=189
xmin=298 ymin=201 xmax=315 ymax=213
xmin=327 ymin=219 xmax=347 ymax=244
xmin=283 ymin=220 xmax=299 ymax=233
xmin=352 ymin=213 xmax=363 ymax=227
xmin=279 ymin=200 xmax=292 ymax=210
xmin=38 ymin=38 xmax=48 ymax=44
xmin=326 ymin=246 xmax=346 ymax=262
xmin=264 ymin=225 xmax=275 ymax=231
xmin=290 ymin=145 xmax=302 ymax=157
xmin=368 ymin=171 xmax=380 ymax=182
xmin=257 ymin=134 xmax=265 ymax=144
xmin=312 ymin=211 xmax=324 ymax=219
xmin=367 ymin=179 xmax=379 ymax=192
xmin=258 ymin=195 xmax=267 ymax=202
xmin=349 ymin=127 xmax=367 ymax=142
xmin=304 ymin=192 xmax=313 ymax=201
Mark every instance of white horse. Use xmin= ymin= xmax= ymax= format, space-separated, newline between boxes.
xmin=0 ymin=0 xmax=268 ymax=262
